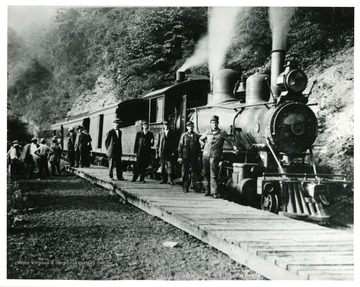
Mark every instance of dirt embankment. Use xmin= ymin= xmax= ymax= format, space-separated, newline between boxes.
xmin=304 ymin=47 xmax=354 ymax=227
xmin=305 ymin=47 xmax=354 ymax=180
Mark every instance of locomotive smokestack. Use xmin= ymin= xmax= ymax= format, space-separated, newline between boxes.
xmin=208 ymin=69 xmax=239 ymax=105
xmin=271 ymin=49 xmax=286 ymax=98
xmin=269 ymin=7 xmax=295 ymax=99
xmin=176 ymin=71 xmax=185 ymax=83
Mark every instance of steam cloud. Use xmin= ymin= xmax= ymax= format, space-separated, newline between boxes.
xmin=180 ymin=7 xmax=294 ymax=79
xmin=179 ymin=35 xmax=208 ymax=71
xmin=269 ymin=7 xmax=296 ymax=50
xmin=208 ymin=7 xmax=242 ymax=78
xmin=178 ymin=7 xmax=242 ymax=79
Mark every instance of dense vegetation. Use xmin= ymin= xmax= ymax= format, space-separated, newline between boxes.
xmin=7 ymin=7 xmax=354 ymax=133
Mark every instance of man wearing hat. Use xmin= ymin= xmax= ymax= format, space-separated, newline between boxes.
xmin=74 ymin=125 xmax=83 ymax=167
xmin=156 ymin=120 xmax=176 ymax=185
xmin=34 ymin=138 xmax=52 ymax=179
xmin=105 ymin=118 xmax=126 ymax=181
xmin=178 ymin=121 xmax=202 ymax=193
xmin=200 ymin=115 xmax=239 ymax=198
xmin=21 ymin=137 xmax=39 ymax=179
xmin=7 ymin=140 xmax=22 ymax=180
xmin=49 ymin=137 xmax=62 ymax=176
xmin=80 ymin=128 xmax=92 ymax=167
xmin=131 ymin=120 xmax=154 ymax=183
xmin=67 ymin=127 xmax=76 ymax=167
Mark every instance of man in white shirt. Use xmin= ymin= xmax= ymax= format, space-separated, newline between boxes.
xmin=21 ymin=137 xmax=39 ymax=179
xmin=35 ymin=138 xmax=52 ymax=179
xmin=7 ymin=140 xmax=22 ymax=180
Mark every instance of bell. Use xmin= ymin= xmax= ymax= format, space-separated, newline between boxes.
xmin=234 ymin=77 xmax=246 ymax=103
xmin=235 ymin=81 xmax=246 ymax=93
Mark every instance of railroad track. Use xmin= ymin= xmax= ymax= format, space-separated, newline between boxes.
xmin=67 ymin=165 xmax=354 ymax=280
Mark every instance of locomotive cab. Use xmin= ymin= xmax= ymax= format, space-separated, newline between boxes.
xmin=143 ymin=75 xmax=209 ymax=146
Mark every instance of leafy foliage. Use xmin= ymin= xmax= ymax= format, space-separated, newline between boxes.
xmin=288 ymin=7 xmax=354 ymax=68
xmin=228 ymin=7 xmax=272 ymax=74
xmin=7 ymin=6 xmax=353 ymax=134
xmin=7 ymin=115 xmax=33 ymax=148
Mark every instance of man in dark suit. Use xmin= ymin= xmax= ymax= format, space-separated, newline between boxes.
xmin=80 ymin=129 xmax=92 ymax=167
xmin=67 ymin=127 xmax=76 ymax=167
xmin=105 ymin=118 xmax=126 ymax=181
xmin=131 ymin=120 xmax=154 ymax=183
xmin=156 ymin=121 xmax=176 ymax=185
xmin=74 ymin=125 xmax=83 ymax=167
xmin=178 ymin=121 xmax=202 ymax=193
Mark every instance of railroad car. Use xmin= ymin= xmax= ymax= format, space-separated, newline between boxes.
xmin=51 ymin=50 xmax=351 ymax=223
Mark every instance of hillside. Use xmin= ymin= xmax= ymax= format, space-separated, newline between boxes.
xmin=67 ymin=75 xmax=118 ymax=116
xmin=305 ymin=47 xmax=354 ymax=180
xmin=7 ymin=7 xmax=354 ymax=181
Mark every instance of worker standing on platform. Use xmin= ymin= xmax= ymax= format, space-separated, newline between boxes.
xmin=81 ymin=129 xmax=92 ymax=167
xmin=67 ymin=127 xmax=76 ymax=167
xmin=74 ymin=126 xmax=83 ymax=167
xmin=156 ymin=120 xmax=176 ymax=185
xmin=131 ymin=120 xmax=154 ymax=183
xmin=178 ymin=121 xmax=202 ymax=193
xmin=105 ymin=118 xmax=126 ymax=181
xmin=200 ymin=115 xmax=239 ymax=198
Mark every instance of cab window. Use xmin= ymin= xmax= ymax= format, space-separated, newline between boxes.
xmin=150 ymin=96 xmax=164 ymax=123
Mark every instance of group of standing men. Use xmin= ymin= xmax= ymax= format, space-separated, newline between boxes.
xmin=67 ymin=125 xmax=92 ymax=168
xmin=104 ymin=115 xmax=239 ymax=198
xmin=7 ymin=137 xmax=63 ymax=180
xmin=178 ymin=115 xmax=239 ymax=198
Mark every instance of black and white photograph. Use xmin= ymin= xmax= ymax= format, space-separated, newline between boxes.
xmin=2 ymin=0 xmax=357 ymax=284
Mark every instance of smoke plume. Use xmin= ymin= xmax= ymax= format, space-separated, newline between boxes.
xmin=269 ymin=7 xmax=296 ymax=50
xmin=208 ymin=7 xmax=242 ymax=78
xmin=179 ymin=35 xmax=208 ymax=71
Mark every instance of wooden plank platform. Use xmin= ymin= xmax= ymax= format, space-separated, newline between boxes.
xmin=66 ymin=165 xmax=354 ymax=280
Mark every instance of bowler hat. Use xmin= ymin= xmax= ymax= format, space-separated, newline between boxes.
xmin=31 ymin=137 xmax=37 ymax=142
xmin=141 ymin=120 xmax=149 ymax=125
xmin=77 ymin=125 xmax=83 ymax=130
xmin=210 ymin=115 xmax=219 ymax=122
xmin=186 ymin=121 xmax=194 ymax=126
xmin=69 ymin=127 xmax=74 ymax=131
xmin=113 ymin=118 xmax=121 ymax=123
xmin=12 ymin=140 xmax=19 ymax=145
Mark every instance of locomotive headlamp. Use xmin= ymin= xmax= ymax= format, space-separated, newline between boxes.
xmin=276 ymin=58 xmax=308 ymax=99
xmin=286 ymin=69 xmax=307 ymax=93
xmin=276 ymin=68 xmax=307 ymax=94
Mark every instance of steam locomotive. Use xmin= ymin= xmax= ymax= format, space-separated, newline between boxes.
xmin=51 ymin=49 xmax=351 ymax=223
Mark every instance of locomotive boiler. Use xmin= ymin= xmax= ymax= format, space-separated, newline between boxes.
xmin=189 ymin=50 xmax=351 ymax=222
xmin=51 ymin=44 xmax=351 ymax=223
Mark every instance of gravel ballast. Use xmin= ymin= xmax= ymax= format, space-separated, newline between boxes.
xmin=7 ymin=173 xmax=265 ymax=280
